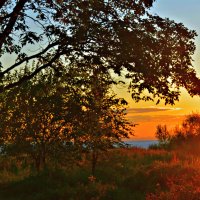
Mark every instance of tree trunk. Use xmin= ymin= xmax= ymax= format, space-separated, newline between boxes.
xmin=35 ymin=155 xmax=41 ymax=173
xmin=91 ymin=150 xmax=98 ymax=176
xmin=41 ymin=143 xmax=46 ymax=169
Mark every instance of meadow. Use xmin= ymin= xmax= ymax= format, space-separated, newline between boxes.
xmin=0 ymin=147 xmax=200 ymax=200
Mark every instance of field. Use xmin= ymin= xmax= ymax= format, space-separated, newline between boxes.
xmin=0 ymin=148 xmax=200 ymax=200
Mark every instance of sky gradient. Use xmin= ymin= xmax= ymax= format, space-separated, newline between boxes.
xmin=124 ymin=0 xmax=200 ymax=140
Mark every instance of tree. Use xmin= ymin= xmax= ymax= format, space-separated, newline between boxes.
xmin=0 ymin=0 xmax=199 ymax=104
xmin=155 ymin=114 xmax=200 ymax=152
xmin=155 ymin=124 xmax=170 ymax=145
xmin=182 ymin=113 xmax=200 ymax=137
xmin=170 ymin=113 xmax=200 ymax=143
xmin=67 ymin=66 xmax=133 ymax=175
xmin=0 ymin=68 xmax=76 ymax=171
xmin=0 ymin=63 xmax=133 ymax=173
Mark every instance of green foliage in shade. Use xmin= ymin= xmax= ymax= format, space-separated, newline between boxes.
xmin=0 ymin=149 xmax=170 ymax=200
xmin=0 ymin=64 xmax=133 ymax=174
xmin=68 ymin=65 xmax=134 ymax=174
xmin=0 ymin=148 xmax=200 ymax=200
xmin=1 ymin=1 xmax=200 ymax=198
xmin=0 ymin=68 xmax=78 ymax=172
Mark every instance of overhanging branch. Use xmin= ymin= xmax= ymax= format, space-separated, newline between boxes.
xmin=0 ymin=0 xmax=28 ymax=50
xmin=0 ymin=51 xmax=62 ymax=93
xmin=0 ymin=41 xmax=59 ymax=78
xmin=0 ymin=0 xmax=7 ymax=9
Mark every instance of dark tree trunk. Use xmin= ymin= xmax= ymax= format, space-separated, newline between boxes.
xmin=91 ymin=150 xmax=98 ymax=176
xmin=41 ymin=143 xmax=46 ymax=169
xmin=35 ymin=155 xmax=41 ymax=173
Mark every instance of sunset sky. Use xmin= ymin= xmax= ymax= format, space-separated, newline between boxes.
xmin=119 ymin=0 xmax=200 ymax=140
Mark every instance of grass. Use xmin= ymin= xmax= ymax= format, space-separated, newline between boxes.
xmin=0 ymin=148 xmax=200 ymax=199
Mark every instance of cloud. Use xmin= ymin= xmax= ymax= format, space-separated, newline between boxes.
xmin=127 ymin=107 xmax=182 ymax=114
xmin=128 ymin=114 xmax=185 ymax=123
xmin=128 ymin=115 xmax=153 ymax=122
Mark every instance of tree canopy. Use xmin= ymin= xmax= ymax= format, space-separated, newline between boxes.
xmin=0 ymin=0 xmax=200 ymax=104
xmin=0 ymin=64 xmax=132 ymax=172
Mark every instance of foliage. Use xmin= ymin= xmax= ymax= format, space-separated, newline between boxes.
xmin=61 ymin=64 xmax=134 ymax=174
xmin=0 ymin=68 xmax=74 ymax=171
xmin=152 ymin=124 xmax=171 ymax=149
xmin=181 ymin=113 xmax=200 ymax=137
xmin=155 ymin=113 xmax=200 ymax=153
xmin=69 ymin=66 xmax=134 ymax=174
xmin=0 ymin=148 xmax=200 ymax=200
xmin=0 ymin=65 xmax=133 ymax=173
xmin=0 ymin=0 xmax=199 ymax=104
xmin=155 ymin=124 xmax=170 ymax=145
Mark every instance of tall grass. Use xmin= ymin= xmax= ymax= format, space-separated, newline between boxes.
xmin=0 ymin=148 xmax=200 ymax=199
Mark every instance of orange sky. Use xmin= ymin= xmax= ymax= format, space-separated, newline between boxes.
xmin=114 ymin=0 xmax=200 ymax=140
xmin=127 ymin=91 xmax=200 ymax=140
xmin=114 ymin=86 xmax=200 ymax=140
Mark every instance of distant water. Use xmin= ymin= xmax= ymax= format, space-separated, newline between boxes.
xmin=125 ymin=140 xmax=158 ymax=149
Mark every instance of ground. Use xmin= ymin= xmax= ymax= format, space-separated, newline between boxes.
xmin=0 ymin=148 xmax=200 ymax=200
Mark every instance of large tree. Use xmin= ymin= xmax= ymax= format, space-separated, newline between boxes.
xmin=0 ymin=0 xmax=199 ymax=104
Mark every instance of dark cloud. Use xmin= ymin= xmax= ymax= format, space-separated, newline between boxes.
xmin=128 ymin=107 xmax=182 ymax=114
xmin=128 ymin=114 xmax=185 ymax=123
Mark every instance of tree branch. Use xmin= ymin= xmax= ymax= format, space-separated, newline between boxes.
xmin=0 ymin=0 xmax=7 ymax=9
xmin=0 ymin=41 xmax=59 ymax=78
xmin=0 ymin=0 xmax=28 ymax=50
xmin=0 ymin=51 xmax=62 ymax=93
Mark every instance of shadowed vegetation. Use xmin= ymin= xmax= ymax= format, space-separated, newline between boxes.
xmin=0 ymin=148 xmax=200 ymax=200
xmin=152 ymin=113 xmax=200 ymax=155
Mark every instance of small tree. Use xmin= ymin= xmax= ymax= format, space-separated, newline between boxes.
xmin=0 ymin=63 xmax=134 ymax=173
xmin=0 ymin=69 xmax=74 ymax=171
xmin=155 ymin=114 xmax=200 ymax=152
xmin=182 ymin=113 xmax=200 ymax=138
xmin=69 ymin=67 xmax=134 ymax=175
xmin=155 ymin=124 xmax=170 ymax=146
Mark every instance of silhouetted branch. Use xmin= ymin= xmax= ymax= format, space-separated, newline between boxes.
xmin=0 ymin=0 xmax=7 ymax=9
xmin=0 ymin=51 xmax=61 ymax=92
xmin=0 ymin=41 xmax=59 ymax=78
xmin=0 ymin=0 xmax=28 ymax=50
